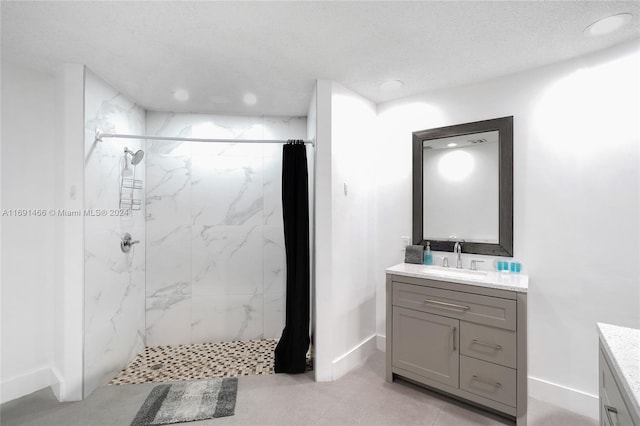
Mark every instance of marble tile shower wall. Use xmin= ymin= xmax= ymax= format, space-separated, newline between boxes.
xmin=145 ymin=112 xmax=307 ymax=346
xmin=83 ymin=70 xmax=146 ymax=397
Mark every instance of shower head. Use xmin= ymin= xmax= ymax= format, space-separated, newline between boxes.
xmin=131 ymin=150 xmax=144 ymax=165
xmin=124 ymin=147 xmax=145 ymax=165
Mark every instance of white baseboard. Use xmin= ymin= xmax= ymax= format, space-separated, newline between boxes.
xmin=49 ymin=366 xmax=64 ymax=401
xmin=331 ymin=334 xmax=377 ymax=380
xmin=376 ymin=334 xmax=386 ymax=352
xmin=1 ymin=366 xmax=61 ymax=404
xmin=529 ymin=376 xmax=599 ymax=420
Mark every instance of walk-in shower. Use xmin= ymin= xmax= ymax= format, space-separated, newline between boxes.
xmin=83 ymin=108 xmax=312 ymax=395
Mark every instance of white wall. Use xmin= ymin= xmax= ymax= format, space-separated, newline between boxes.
xmin=315 ymin=81 xmax=378 ymax=381
xmin=2 ymin=63 xmax=87 ymax=403
xmin=307 ymin=85 xmax=317 ymax=376
xmin=1 ymin=61 xmax=60 ymax=403
xmin=313 ymin=81 xmax=333 ymax=381
xmin=57 ymin=64 xmax=86 ymax=402
xmin=374 ymin=40 xmax=640 ymax=418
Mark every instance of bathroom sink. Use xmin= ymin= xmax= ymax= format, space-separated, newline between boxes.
xmin=421 ymin=265 xmax=488 ymax=277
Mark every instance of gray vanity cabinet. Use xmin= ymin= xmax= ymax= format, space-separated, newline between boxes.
xmin=386 ymin=273 xmax=528 ymax=425
xmin=599 ymin=344 xmax=639 ymax=426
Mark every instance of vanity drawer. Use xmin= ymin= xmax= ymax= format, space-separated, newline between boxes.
xmin=460 ymin=355 xmax=517 ymax=408
xmin=392 ymin=282 xmax=516 ymax=330
xmin=460 ymin=321 xmax=517 ymax=368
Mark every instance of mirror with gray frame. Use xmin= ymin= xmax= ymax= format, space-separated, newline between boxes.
xmin=412 ymin=116 xmax=513 ymax=256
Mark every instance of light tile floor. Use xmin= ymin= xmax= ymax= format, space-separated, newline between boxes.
xmin=1 ymin=351 xmax=597 ymax=426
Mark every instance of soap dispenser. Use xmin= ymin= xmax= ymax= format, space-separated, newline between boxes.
xmin=423 ymin=242 xmax=433 ymax=265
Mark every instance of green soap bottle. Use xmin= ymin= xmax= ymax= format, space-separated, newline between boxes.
xmin=423 ymin=242 xmax=433 ymax=265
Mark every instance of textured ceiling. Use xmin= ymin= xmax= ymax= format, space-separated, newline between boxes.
xmin=2 ymin=1 xmax=639 ymax=116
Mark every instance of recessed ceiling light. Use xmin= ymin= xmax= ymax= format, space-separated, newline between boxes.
xmin=468 ymin=138 xmax=487 ymax=144
xmin=584 ymin=13 xmax=633 ymax=37
xmin=243 ymin=93 xmax=258 ymax=106
xmin=447 ymin=143 xmax=458 ymax=148
xmin=173 ymin=89 xmax=190 ymax=102
xmin=380 ymin=79 xmax=404 ymax=91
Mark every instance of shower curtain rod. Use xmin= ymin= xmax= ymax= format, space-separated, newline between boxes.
xmin=95 ymin=129 xmax=314 ymax=146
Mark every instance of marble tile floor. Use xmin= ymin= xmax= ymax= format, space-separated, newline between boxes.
xmin=1 ymin=350 xmax=596 ymax=426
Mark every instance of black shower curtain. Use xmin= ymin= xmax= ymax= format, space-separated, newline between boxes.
xmin=274 ymin=141 xmax=310 ymax=374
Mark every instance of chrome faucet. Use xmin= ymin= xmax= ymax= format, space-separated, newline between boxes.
xmin=454 ymin=241 xmax=463 ymax=269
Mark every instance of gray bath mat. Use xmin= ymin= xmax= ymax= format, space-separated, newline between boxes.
xmin=131 ymin=378 xmax=237 ymax=425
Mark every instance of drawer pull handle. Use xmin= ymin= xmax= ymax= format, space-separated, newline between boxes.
xmin=471 ymin=375 xmax=502 ymax=389
xmin=452 ymin=326 xmax=457 ymax=352
xmin=423 ymin=299 xmax=470 ymax=311
xmin=604 ymin=405 xmax=617 ymax=426
xmin=472 ymin=339 xmax=503 ymax=351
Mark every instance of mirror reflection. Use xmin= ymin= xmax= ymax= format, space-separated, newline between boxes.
xmin=412 ymin=116 xmax=513 ymax=257
xmin=423 ymin=130 xmax=499 ymax=243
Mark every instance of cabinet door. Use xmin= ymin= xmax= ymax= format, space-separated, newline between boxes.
xmin=600 ymin=349 xmax=636 ymax=426
xmin=392 ymin=307 xmax=459 ymax=388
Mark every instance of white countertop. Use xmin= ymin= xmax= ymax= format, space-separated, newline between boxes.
xmin=386 ymin=262 xmax=529 ymax=293
xmin=597 ymin=322 xmax=640 ymax=417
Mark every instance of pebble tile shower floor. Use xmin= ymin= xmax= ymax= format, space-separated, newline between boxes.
xmin=109 ymin=338 xmax=312 ymax=385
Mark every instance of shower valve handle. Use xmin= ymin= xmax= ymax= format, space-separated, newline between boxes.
xmin=121 ymin=233 xmax=140 ymax=253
